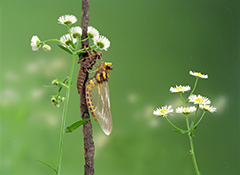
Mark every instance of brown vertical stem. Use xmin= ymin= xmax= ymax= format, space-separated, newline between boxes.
xmin=80 ymin=0 xmax=95 ymax=175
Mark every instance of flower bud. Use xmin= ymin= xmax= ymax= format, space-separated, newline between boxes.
xmin=51 ymin=96 xmax=60 ymax=107
xmin=42 ymin=44 xmax=51 ymax=52
xmin=52 ymin=79 xmax=60 ymax=85
xmin=51 ymin=97 xmax=57 ymax=103
xmin=61 ymin=97 xmax=65 ymax=102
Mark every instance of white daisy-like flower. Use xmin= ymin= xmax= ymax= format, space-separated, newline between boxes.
xmin=60 ymin=34 xmax=77 ymax=47
xmin=93 ymin=35 xmax=110 ymax=51
xmin=58 ymin=14 xmax=77 ymax=26
xmin=170 ymin=85 xmax=191 ymax=93
xmin=87 ymin=26 xmax=99 ymax=38
xmin=199 ymin=104 xmax=217 ymax=113
xmin=189 ymin=71 xmax=208 ymax=79
xmin=153 ymin=105 xmax=173 ymax=117
xmin=70 ymin=26 xmax=82 ymax=38
xmin=189 ymin=94 xmax=211 ymax=105
xmin=31 ymin=35 xmax=41 ymax=51
xmin=176 ymin=106 xmax=196 ymax=114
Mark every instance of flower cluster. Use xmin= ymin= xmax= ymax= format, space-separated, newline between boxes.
xmin=30 ymin=14 xmax=111 ymax=52
xmin=51 ymin=95 xmax=65 ymax=108
xmin=153 ymin=70 xmax=217 ymax=175
xmin=153 ymin=71 xmax=217 ymax=118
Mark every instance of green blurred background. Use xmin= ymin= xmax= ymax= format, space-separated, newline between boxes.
xmin=0 ymin=0 xmax=239 ymax=174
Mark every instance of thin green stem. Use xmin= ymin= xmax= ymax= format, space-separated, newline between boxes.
xmin=74 ymin=44 xmax=96 ymax=55
xmin=67 ymin=26 xmax=76 ymax=49
xmin=43 ymin=39 xmax=73 ymax=54
xmin=193 ymin=105 xmax=199 ymax=125
xmin=185 ymin=77 xmax=199 ymax=103
xmin=180 ymin=93 xmax=185 ymax=106
xmin=185 ymin=115 xmax=200 ymax=175
xmin=43 ymin=39 xmax=68 ymax=47
xmin=194 ymin=111 xmax=206 ymax=129
xmin=81 ymin=36 xmax=89 ymax=42
xmin=165 ymin=117 xmax=187 ymax=133
xmin=61 ymin=83 xmax=69 ymax=89
xmin=56 ymin=55 xmax=76 ymax=175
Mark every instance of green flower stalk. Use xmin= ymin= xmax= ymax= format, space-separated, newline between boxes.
xmin=57 ymin=54 xmax=76 ymax=175
xmin=153 ymin=71 xmax=217 ymax=175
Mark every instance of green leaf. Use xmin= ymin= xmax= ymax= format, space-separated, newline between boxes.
xmin=65 ymin=118 xmax=90 ymax=133
xmin=43 ymin=85 xmax=56 ymax=88
xmin=174 ymin=129 xmax=186 ymax=134
xmin=57 ymin=44 xmax=72 ymax=55
xmin=35 ymin=159 xmax=57 ymax=174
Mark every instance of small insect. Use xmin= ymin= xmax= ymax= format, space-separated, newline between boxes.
xmin=77 ymin=47 xmax=102 ymax=94
xmin=85 ymin=62 xmax=113 ymax=135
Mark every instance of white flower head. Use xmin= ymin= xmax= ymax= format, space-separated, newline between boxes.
xmin=70 ymin=26 xmax=82 ymax=38
xmin=153 ymin=105 xmax=173 ymax=117
xmin=58 ymin=15 xmax=77 ymax=26
xmin=176 ymin=106 xmax=196 ymax=114
xmin=189 ymin=94 xmax=211 ymax=105
xmin=170 ymin=85 xmax=191 ymax=93
xmin=200 ymin=104 xmax=217 ymax=113
xmin=87 ymin=26 xmax=99 ymax=38
xmin=93 ymin=35 xmax=110 ymax=51
xmin=60 ymin=34 xmax=77 ymax=47
xmin=31 ymin=35 xmax=41 ymax=51
xmin=189 ymin=71 xmax=208 ymax=79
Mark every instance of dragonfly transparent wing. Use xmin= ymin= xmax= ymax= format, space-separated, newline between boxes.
xmin=92 ymin=82 xmax=112 ymax=135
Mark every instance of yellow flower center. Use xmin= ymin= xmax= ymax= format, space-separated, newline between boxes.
xmin=160 ymin=109 xmax=168 ymax=114
xmin=197 ymin=72 xmax=202 ymax=76
xmin=176 ymin=86 xmax=183 ymax=91
xmin=184 ymin=108 xmax=190 ymax=113
xmin=195 ymin=98 xmax=203 ymax=103
xmin=202 ymin=105 xmax=209 ymax=110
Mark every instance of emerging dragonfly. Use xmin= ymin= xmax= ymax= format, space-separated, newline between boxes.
xmin=85 ymin=61 xmax=113 ymax=135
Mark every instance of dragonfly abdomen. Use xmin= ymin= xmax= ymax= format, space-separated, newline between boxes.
xmin=86 ymin=79 xmax=98 ymax=121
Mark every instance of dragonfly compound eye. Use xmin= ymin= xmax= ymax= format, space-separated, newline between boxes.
xmin=106 ymin=65 xmax=113 ymax=70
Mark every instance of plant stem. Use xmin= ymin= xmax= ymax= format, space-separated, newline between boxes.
xmin=75 ymin=44 xmax=97 ymax=55
xmin=185 ymin=77 xmax=199 ymax=103
xmin=185 ymin=115 xmax=200 ymax=175
xmin=165 ymin=117 xmax=187 ymax=133
xmin=194 ymin=111 xmax=206 ymax=128
xmin=180 ymin=93 xmax=185 ymax=106
xmin=43 ymin=39 xmax=72 ymax=51
xmin=193 ymin=105 xmax=199 ymax=125
xmin=80 ymin=0 xmax=95 ymax=174
xmin=56 ymin=55 xmax=76 ymax=175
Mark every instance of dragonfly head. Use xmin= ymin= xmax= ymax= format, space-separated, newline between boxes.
xmin=104 ymin=62 xmax=113 ymax=70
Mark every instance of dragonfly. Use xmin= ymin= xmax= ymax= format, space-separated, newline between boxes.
xmin=85 ymin=61 xmax=113 ymax=135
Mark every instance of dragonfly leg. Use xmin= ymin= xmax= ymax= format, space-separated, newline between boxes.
xmin=89 ymin=68 xmax=100 ymax=74
xmin=83 ymin=46 xmax=90 ymax=56
xmin=78 ymin=57 xmax=85 ymax=64
xmin=89 ymin=46 xmax=92 ymax=55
